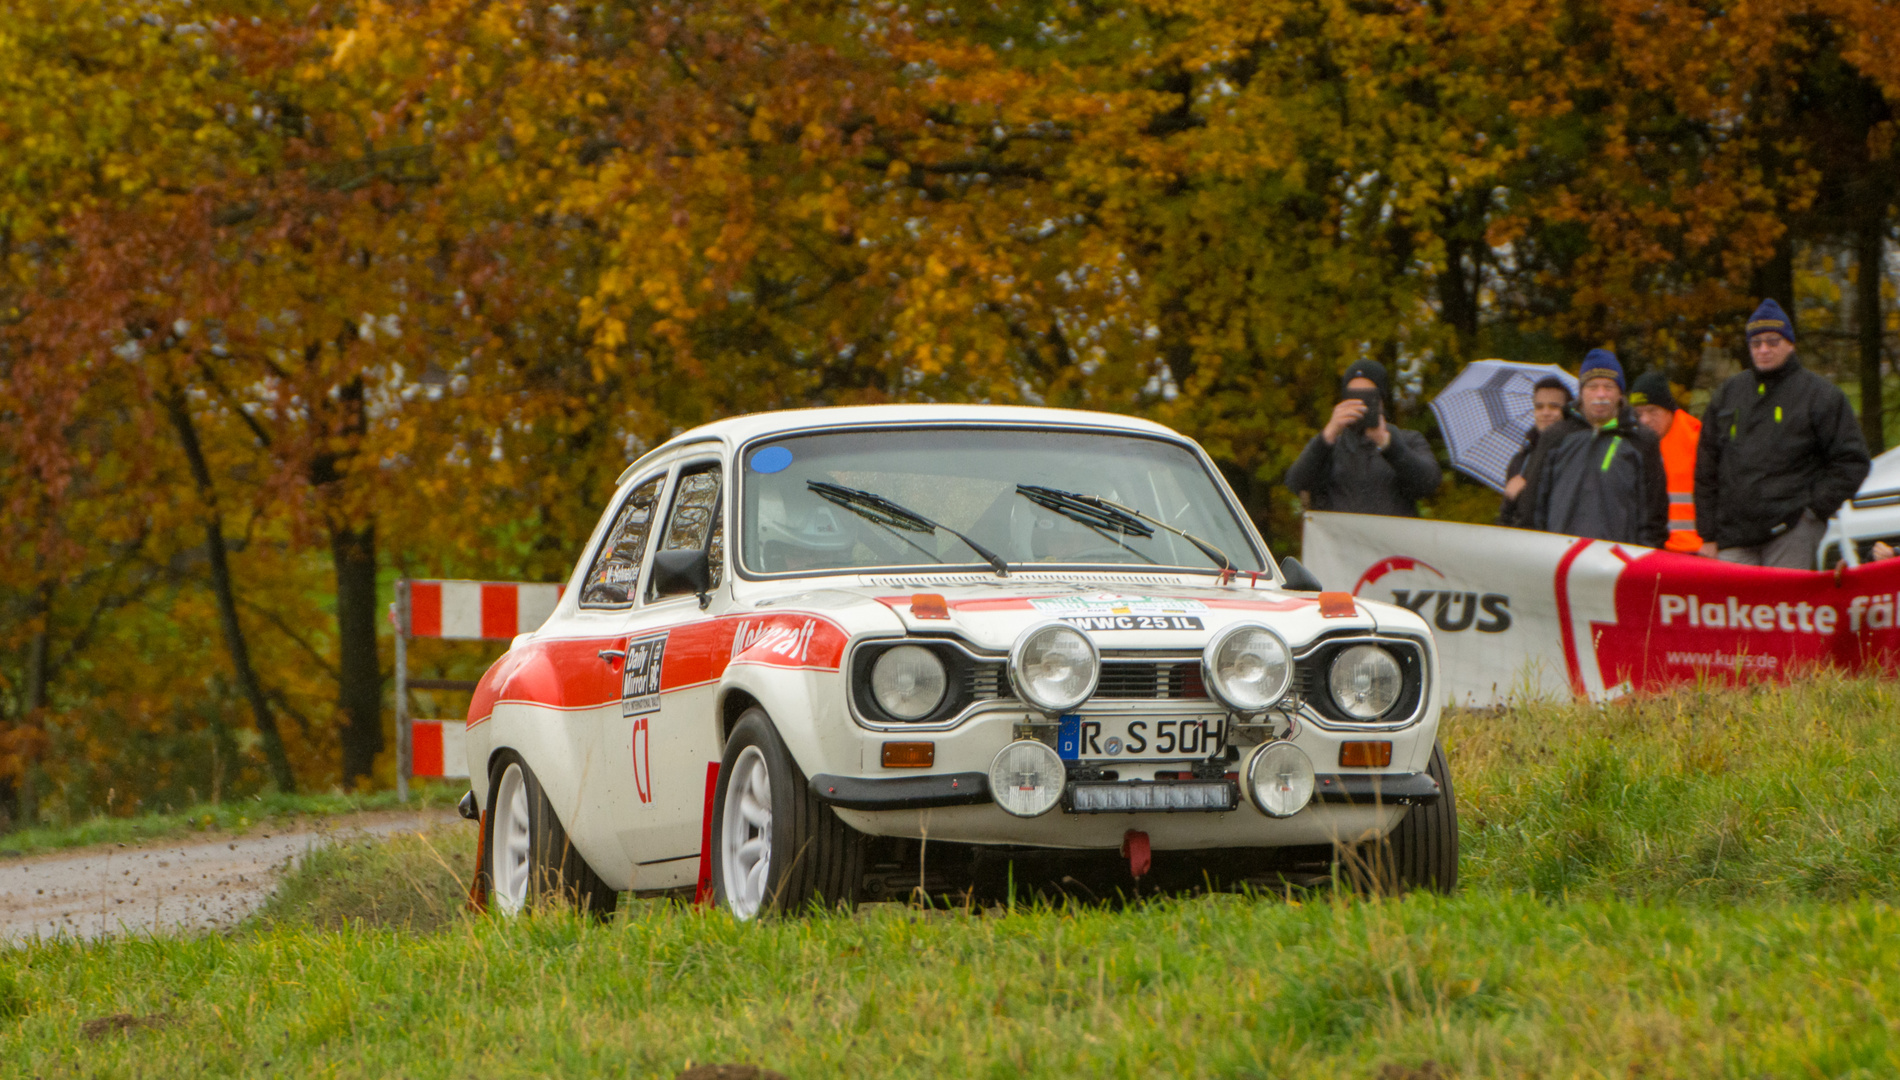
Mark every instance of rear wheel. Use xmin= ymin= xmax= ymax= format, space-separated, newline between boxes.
xmin=712 ymin=708 xmax=862 ymax=918
xmin=1360 ymin=741 xmax=1459 ymax=894
xmin=484 ymin=754 xmax=619 ymax=917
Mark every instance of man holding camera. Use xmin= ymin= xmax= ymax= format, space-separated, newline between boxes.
xmin=1286 ymin=359 xmax=1441 ymax=517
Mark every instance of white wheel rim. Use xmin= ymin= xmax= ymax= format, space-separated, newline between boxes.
xmin=720 ymin=745 xmax=773 ymax=919
xmin=491 ymin=763 xmax=532 ymax=916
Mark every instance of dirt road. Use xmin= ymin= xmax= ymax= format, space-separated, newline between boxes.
xmin=0 ymin=809 xmax=460 ymax=944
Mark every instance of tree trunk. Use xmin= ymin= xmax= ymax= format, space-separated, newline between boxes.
xmin=1856 ymin=219 xmax=1887 ymax=454
xmin=332 ymin=521 xmax=384 ymax=787
xmin=163 ymin=390 xmax=298 ymax=793
xmin=1752 ymin=236 xmax=1797 ymax=332
xmin=17 ymin=583 xmax=50 ymax=828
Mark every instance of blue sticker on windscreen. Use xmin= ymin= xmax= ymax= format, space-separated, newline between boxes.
xmin=750 ymin=446 xmax=793 ymax=473
xmin=1056 ymin=715 xmax=1081 ymax=760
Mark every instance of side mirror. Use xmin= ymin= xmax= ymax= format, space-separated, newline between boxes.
xmin=651 ymin=549 xmax=712 ymax=603
xmin=1277 ymin=557 xmax=1323 ymax=592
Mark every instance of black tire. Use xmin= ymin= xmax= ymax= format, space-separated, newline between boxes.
xmin=484 ymin=753 xmax=619 ymax=918
xmin=1373 ymin=740 xmax=1460 ymax=894
xmin=711 ymin=708 xmax=863 ymax=918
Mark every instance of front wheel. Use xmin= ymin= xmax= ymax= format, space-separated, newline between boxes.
xmin=712 ymin=708 xmax=862 ymax=918
xmin=484 ymin=754 xmax=619 ymax=917
xmin=1370 ymin=741 xmax=1459 ymax=894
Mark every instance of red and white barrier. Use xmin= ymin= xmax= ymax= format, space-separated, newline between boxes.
xmin=406 ymin=580 xmax=563 ymax=640
xmin=1301 ymin=512 xmax=1900 ymax=707
xmin=395 ymin=578 xmax=564 ymax=795
xmin=411 ymin=718 xmax=468 ymax=780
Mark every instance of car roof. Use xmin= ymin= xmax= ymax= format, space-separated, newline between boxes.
xmin=618 ymin=405 xmax=1187 ymax=485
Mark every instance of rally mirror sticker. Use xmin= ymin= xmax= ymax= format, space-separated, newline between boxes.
xmin=622 ymin=632 xmax=668 ymax=716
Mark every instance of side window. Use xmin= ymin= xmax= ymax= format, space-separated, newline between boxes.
xmin=649 ymin=464 xmax=724 ymax=601
xmin=580 ymin=475 xmax=665 ymax=607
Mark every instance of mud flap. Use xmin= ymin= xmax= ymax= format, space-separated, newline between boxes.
xmin=466 ymin=809 xmax=490 ymax=914
xmin=694 ymin=761 xmax=721 ymax=906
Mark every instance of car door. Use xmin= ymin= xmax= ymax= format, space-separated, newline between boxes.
xmin=621 ymin=455 xmax=732 ymax=882
xmin=555 ymin=462 xmax=674 ymax=890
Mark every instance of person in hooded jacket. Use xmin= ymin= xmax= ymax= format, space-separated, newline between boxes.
xmin=1497 ymin=375 xmax=1582 ymax=528
xmin=1532 ymin=350 xmax=1669 ymax=548
xmin=1285 ymin=359 xmax=1441 ymax=516
xmin=1693 ymin=299 xmax=1870 ymax=569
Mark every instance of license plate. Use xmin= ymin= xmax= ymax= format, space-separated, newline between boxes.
xmin=1056 ymin=714 xmax=1226 ymax=761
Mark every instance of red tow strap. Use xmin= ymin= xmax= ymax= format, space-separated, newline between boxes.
xmin=1122 ymin=830 xmax=1151 ymax=879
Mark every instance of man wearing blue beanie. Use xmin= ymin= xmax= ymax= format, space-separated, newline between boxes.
xmin=1693 ymin=299 xmax=1870 ymax=568
xmin=1533 ymin=349 xmax=1668 ymax=547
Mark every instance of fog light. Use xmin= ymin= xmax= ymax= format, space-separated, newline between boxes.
xmin=1246 ymin=741 xmax=1315 ymax=818
xmin=988 ymin=740 xmax=1065 ymax=818
xmin=1338 ymin=741 xmax=1392 ymax=768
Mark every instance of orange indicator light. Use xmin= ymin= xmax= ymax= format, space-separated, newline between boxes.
xmin=881 ymin=742 xmax=936 ymax=768
xmin=1338 ymin=741 xmax=1393 ymax=768
xmin=910 ymin=593 xmax=951 ymax=619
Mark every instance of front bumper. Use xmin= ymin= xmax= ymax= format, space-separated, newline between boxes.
xmin=809 ymin=769 xmax=1440 ymax=812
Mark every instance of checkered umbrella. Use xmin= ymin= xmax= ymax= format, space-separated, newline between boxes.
xmin=1429 ymin=360 xmax=1579 ymax=493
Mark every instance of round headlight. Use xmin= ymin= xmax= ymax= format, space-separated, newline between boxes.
xmin=988 ymin=739 xmax=1065 ymax=818
xmin=871 ymin=645 xmax=948 ymax=720
xmin=1202 ymin=623 xmax=1293 ymax=713
xmin=1329 ymin=644 xmax=1404 ymax=719
xmin=1246 ymin=741 xmax=1315 ymax=818
xmin=1008 ymin=623 xmax=1098 ymax=713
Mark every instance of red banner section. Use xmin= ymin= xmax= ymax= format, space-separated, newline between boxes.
xmin=1596 ymin=550 xmax=1900 ymax=688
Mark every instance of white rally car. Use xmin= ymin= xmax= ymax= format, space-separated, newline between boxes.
xmin=465 ymin=405 xmax=1456 ymax=918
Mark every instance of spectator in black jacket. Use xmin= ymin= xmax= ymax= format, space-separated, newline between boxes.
xmin=1497 ymin=376 xmax=1579 ymax=527
xmin=1285 ymin=359 xmax=1441 ymax=516
xmin=1533 ymin=350 xmax=1669 ymax=548
xmin=1693 ymin=299 xmax=1871 ymax=568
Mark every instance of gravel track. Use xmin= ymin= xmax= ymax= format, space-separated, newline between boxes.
xmin=0 ymin=809 xmax=460 ymax=944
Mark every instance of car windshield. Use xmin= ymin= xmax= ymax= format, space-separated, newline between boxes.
xmin=739 ymin=427 xmax=1266 ymax=576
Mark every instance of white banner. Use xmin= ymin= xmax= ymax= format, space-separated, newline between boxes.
xmin=1300 ymin=512 xmax=1900 ymax=707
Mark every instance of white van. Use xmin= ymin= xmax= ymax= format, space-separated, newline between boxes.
xmin=1819 ymin=446 xmax=1900 ymax=568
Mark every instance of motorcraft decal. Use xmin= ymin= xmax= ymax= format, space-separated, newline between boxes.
xmin=622 ymin=632 xmax=669 ymax=716
xmin=730 ymin=616 xmax=835 ymax=667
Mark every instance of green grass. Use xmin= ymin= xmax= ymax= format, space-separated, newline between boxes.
xmin=4 ymin=675 xmax=1899 ymax=1077
xmin=0 ymin=784 xmax=466 ymax=860
xmin=1452 ymin=673 xmax=1900 ymax=901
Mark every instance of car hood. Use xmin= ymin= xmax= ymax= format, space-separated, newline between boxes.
xmin=737 ymin=574 xmax=1420 ymax=652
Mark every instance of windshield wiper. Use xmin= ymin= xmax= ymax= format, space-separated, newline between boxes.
xmin=1016 ymin=484 xmax=1234 ymax=571
xmin=807 ymin=481 xmax=1010 ymax=577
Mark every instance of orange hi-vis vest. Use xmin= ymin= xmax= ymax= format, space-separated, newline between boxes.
xmin=1660 ymin=408 xmax=1703 ymax=552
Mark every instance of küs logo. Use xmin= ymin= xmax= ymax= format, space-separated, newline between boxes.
xmin=1352 ymin=557 xmax=1512 ymax=634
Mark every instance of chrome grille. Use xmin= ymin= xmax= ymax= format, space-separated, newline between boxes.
xmin=963 ymin=662 xmax=1010 ymax=700
xmin=961 ymin=659 xmax=1208 ymax=702
xmin=1096 ymin=661 xmax=1207 ymax=700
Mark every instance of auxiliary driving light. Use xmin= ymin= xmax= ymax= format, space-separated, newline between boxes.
xmin=988 ymin=739 xmax=1066 ymax=818
xmin=1245 ymin=741 xmax=1316 ymax=818
xmin=1202 ymin=623 xmax=1293 ymax=714
xmin=1008 ymin=622 xmax=1099 ymax=713
xmin=1069 ymin=781 xmax=1236 ymax=814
